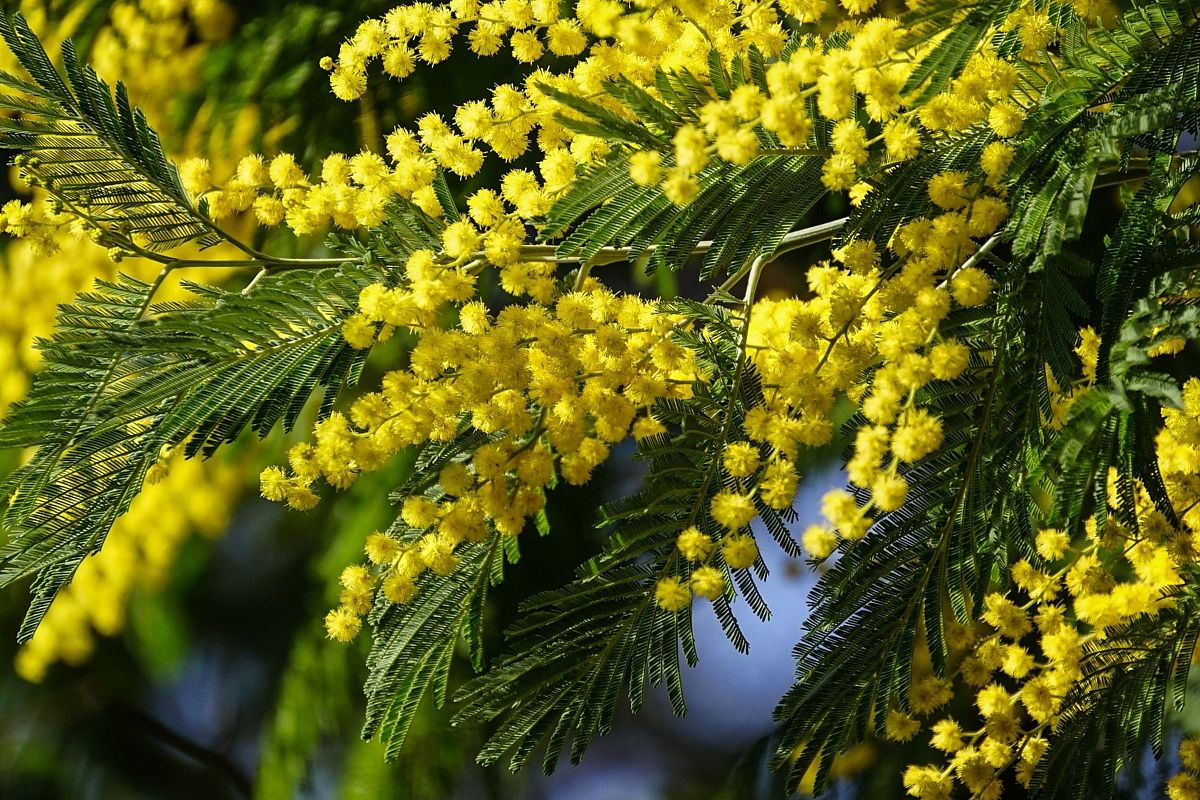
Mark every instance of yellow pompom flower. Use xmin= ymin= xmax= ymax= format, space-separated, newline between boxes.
xmin=982 ymin=593 xmax=1031 ymax=639
xmin=1035 ymin=528 xmax=1071 ymax=560
xmin=662 ymin=169 xmax=699 ymax=206
xmin=442 ymin=219 xmax=481 ymax=261
xmin=632 ymin=415 xmax=667 ymax=439
xmin=629 ymin=150 xmax=663 ymax=186
xmin=673 ymin=125 xmax=708 ymax=174
xmin=689 ymin=566 xmax=725 ymax=600
xmin=178 ymin=157 xmax=212 ymax=197
xmin=821 ymin=154 xmax=857 ymax=191
xmin=902 ymin=765 xmax=952 ymax=800
xmin=981 ymin=141 xmax=1014 ymax=185
xmin=929 ymin=719 xmax=965 ymax=753
xmin=342 ymin=314 xmax=377 ymax=349
xmin=885 ymin=708 xmax=921 ymax=742
xmin=929 ymin=340 xmax=971 ymax=381
xmin=710 ymin=491 xmax=757 ymax=530
xmin=324 ymin=606 xmax=363 ymax=642
xmin=976 ymin=683 xmax=1016 ymax=718
xmin=883 ymin=119 xmax=921 ymax=162
xmin=1168 ymin=773 xmax=1200 ymax=800
xmin=654 ymin=576 xmax=692 ymax=612
xmin=871 ymin=472 xmax=908 ymax=512
xmin=340 ymin=564 xmax=375 ymax=593
xmin=840 ymin=0 xmax=878 ymax=14
xmin=801 ymin=524 xmax=838 ymax=559
xmin=910 ymin=675 xmax=953 ymax=713
xmin=676 ymin=527 xmax=715 ymax=561
xmin=927 ymin=171 xmax=971 ymax=210
xmin=722 ymin=535 xmax=759 ymax=569
xmin=509 ymin=29 xmax=543 ymax=62
xmin=259 ymin=466 xmax=290 ymax=502
xmin=383 ymin=573 xmax=419 ymax=604
xmin=546 ymin=20 xmax=587 ymax=56
xmin=951 ymin=267 xmax=993 ymax=307
xmin=722 ymin=442 xmax=761 ymax=478
xmin=989 ymin=101 xmax=1025 ymax=137
xmin=1180 ymin=736 xmax=1200 ymax=771
xmin=715 ymin=128 xmax=758 ymax=165
xmin=365 ymin=533 xmax=401 ymax=565
xmin=269 ymin=153 xmax=308 ymax=188
xmin=891 ymin=410 xmax=945 ymax=463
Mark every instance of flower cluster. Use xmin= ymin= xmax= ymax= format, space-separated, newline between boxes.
xmin=888 ymin=323 xmax=1195 ymax=798
xmin=805 ymin=178 xmax=1006 ymax=554
xmin=260 ymin=266 xmax=709 ymax=637
xmin=239 ymin=0 xmax=1049 ymax=641
xmin=897 ymin=468 xmax=1194 ymax=799
xmin=1159 ymin=378 xmax=1200 ymax=536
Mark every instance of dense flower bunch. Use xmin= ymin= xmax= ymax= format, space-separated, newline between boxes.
xmin=184 ymin=0 xmax=1032 ymax=236
xmin=231 ymin=0 xmax=1021 ymax=636
xmin=892 ymin=351 xmax=1200 ymax=799
xmin=262 ymin=272 xmax=704 ymax=637
xmin=210 ymin=3 xmax=1200 ymax=783
xmin=897 ymin=487 xmax=1192 ymax=800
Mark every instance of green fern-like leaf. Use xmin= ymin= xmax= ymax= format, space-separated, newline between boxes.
xmin=0 ymin=13 xmax=228 ymax=251
xmin=1032 ymin=596 xmax=1200 ymax=799
xmin=0 ymin=267 xmax=371 ymax=640
xmin=363 ymin=536 xmax=510 ymax=760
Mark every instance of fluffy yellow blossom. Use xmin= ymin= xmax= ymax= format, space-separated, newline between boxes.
xmin=951 ymin=267 xmax=993 ymax=307
xmin=929 ymin=719 xmax=965 ymax=753
xmin=365 ymin=533 xmax=402 ymax=564
xmin=885 ymin=708 xmax=921 ymax=742
xmin=629 ymin=150 xmax=663 ymax=186
xmin=910 ymin=676 xmax=953 ymax=713
xmin=1182 ymin=737 xmax=1200 ymax=771
xmin=710 ymin=491 xmax=758 ymax=530
xmin=722 ymin=535 xmax=759 ymax=569
xmin=801 ymin=524 xmax=838 ymax=559
xmin=1169 ymin=774 xmax=1200 ymax=800
xmin=690 ymin=566 xmax=725 ymax=600
xmin=324 ymin=606 xmax=363 ymax=642
xmin=722 ymin=442 xmax=761 ymax=477
xmin=676 ymin=527 xmax=715 ymax=561
xmin=902 ymin=765 xmax=952 ymax=800
xmin=892 ymin=410 xmax=945 ymax=463
xmin=654 ymin=576 xmax=692 ymax=612
xmin=1035 ymin=528 xmax=1071 ymax=560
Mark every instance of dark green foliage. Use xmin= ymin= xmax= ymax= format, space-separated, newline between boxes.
xmin=1007 ymin=0 xmax=1200 ymax=270
xmin=363 ymin=537 xmax=510 ymax=760
xmin=0 ymin=276 xmax=165 ymax=643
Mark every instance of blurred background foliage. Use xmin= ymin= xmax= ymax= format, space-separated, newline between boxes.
xmin=0 ymin=1 xmax=1193 ymax=799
